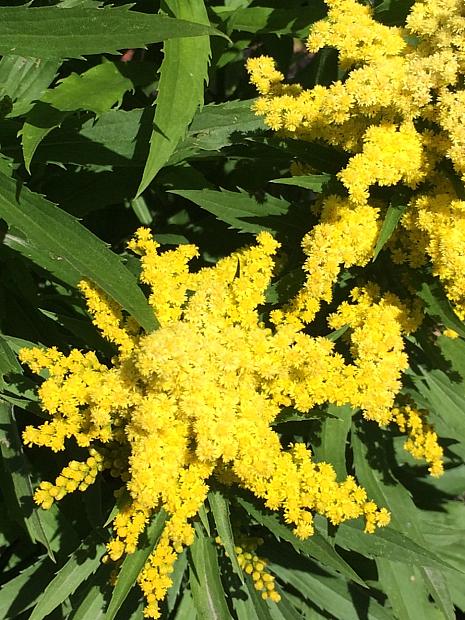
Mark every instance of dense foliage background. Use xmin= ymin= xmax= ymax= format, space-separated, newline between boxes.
xmin=1 ymin=0 xmax=465 ymax=619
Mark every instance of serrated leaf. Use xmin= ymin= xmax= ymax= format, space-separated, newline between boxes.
xmin=171 ymin=188 xmax=291 ymax=233
xmin=373 ymin=198 xmax=407 ymax=259
xmin=270 ymin=174 xmax=331 ymax=192
xmin=236 ymin=496 xmax=365 ymax=586
xmin=0 ymin=55 xmax=60 ymax=118
xmin=0 ymin=400 xmax=54 ymax=559
xmin=179 ymin=98 xmax=265 ymax=152
xmin=0 ymin=169 xmax=157 ymax=332
xmin=137 ymin=0 xmax=210 ymax=195
xmin=29 ymin=530 xmax=106 ymax=620
xmin=208 ymin=491 xmax=244 ymax=583
xmin=189 ymin=525 xmax=230 ymax=620
xmin=105 ymin=510 xmax=167 ymax=620
xmin=5 ymin=99 xmax=264 ymax=168
xmin=0 ymin=6 xmax=225 ymax=60
xmin=22 ymin=62 xmax=138 ymax=171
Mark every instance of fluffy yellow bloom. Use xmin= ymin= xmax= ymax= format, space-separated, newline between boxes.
xmin=393 ymin=405 xmax=444 ymax=476
xmin=247 ymin=0 xmax=465 ymax=320
xmin=401 ymin=186 xmax=465 ymax=319
xmin=271 ymin=196 xmax=380 ymax=326
xmin=307 ymin=0 xmax=406 ymax=68
xmin=20 ymin=228 xmax=403 ymax=618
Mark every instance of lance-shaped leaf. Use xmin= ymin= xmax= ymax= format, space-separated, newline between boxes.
xmin=352 ymin=425 xmax=455 ymax=620
xmin=189 ymin=525 xmax=230 ymax=620
xmin=171 ymin=188 xmax=292 ymax=234
xmin=373 ymin=195 xmax=407 ymax=259
xmin=0 ymin=6 xmax=225 ymax=60
xmin=0 ymin=400 xmax=54 ymax=558
xmin=0 ymin=169 xmax=157 ymax=331
xmin=137 ymin=0 xmax=211 ymax=195
xmin=209 ymin=491 xmax=244 ymax=583
xmin=29 ymin=530 xmax=107 ymax=620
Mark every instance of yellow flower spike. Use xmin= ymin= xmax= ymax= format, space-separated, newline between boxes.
xmin=393 ymin=405 xmax=444 ymax=476
xmin=21 ymin=229 xmax=396 ymax=618
xmin=246 ymin=0 xmax=465 ymax=321
xmin=33 ymin=450 xmax=107 ymax=508
xmin=78 ymin=280 xmax=137 ymax=357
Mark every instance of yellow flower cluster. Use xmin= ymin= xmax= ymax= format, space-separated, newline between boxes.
xmin=393 ymin=405 xmax=444 ymax=477
xmin=34 ymin=448 xmax=105 ymax=510
xmin=217 ymin=535 xmax=281 ymax=602
xmin=396 ymin=182 xmax=465 ymax=319
xmin=271 ymin=196 xmax=381 ymax=325
xmin=19 ymin=227 xmax=443 ymax=617
xmin=247 ymin=0 xmax=465 ymax=318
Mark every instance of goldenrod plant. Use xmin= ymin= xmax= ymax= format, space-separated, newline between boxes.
xmin=0 ymin=1 xmax=464 ymax=619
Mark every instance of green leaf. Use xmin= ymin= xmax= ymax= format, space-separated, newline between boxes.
xmin=312 ymin=404 xmax=352 ymax=479
xmin=373 ymin=198 xmax=407 ymax=259
xmin=189 ymin=525 xmax=230 ymax=620
xmin=236 ymin=496 xmax=365 ymax=586
xmin=333 ymin=520 xmax=457 ymax=570
xmin=376 ymin=561 xmax=432 ymax=620
xmin=105 ymin=510 xmax=167 ymax=620
xmin=418 ymin=279 xmax=465 ymax=338
xmin=5 ymin=99 xmax=264 ymax=169
xmin=352 ymin=425 xmax=455 ymax=619
xmin=0 ymin=6 xmax=225 ymax=59
xmin=129 ymin=196 xmax=153 ymax=226
xmin=270 ymin=174 xmax=331 ymax=192
xmin=171 ymin=188 xmax=291 ymax=233
xmin=22 ymin=62 xmax=138 ymax=171
xmin=0 ymin=558 xmax=55 ymax=619
xmin=224 ymin=5 xmax=326 ymax=37
xmin=415 ymin=368 xmax=465 ymax=444
xmin=0 ymin=55 xmax=60 ymax=118
xmin=208 ymin=491 xmax=244 ymax=583
xmin=137 ymin=0 xmax=210 ymax=195
xmin=0 ymin=401 xmax=54 ymax=559
xmin=174 ymin=591 xmax=197 ymax=619
xmin=178 ymin=98 xmax=265 ymax=152
xmin=166 ymin=551 xmax=188 ymax=612
xmin=69 ymin=564 xmax=112 ymax=620
xmin=29 ymin=531 xmax=107 ymax=620
xmin=0 ymin=333 xmax=22 ymax=388
xmin=270 ymin=562 xmax=391 ymax=620
xmin=0 ymin=169 xmax=157 ymax=332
